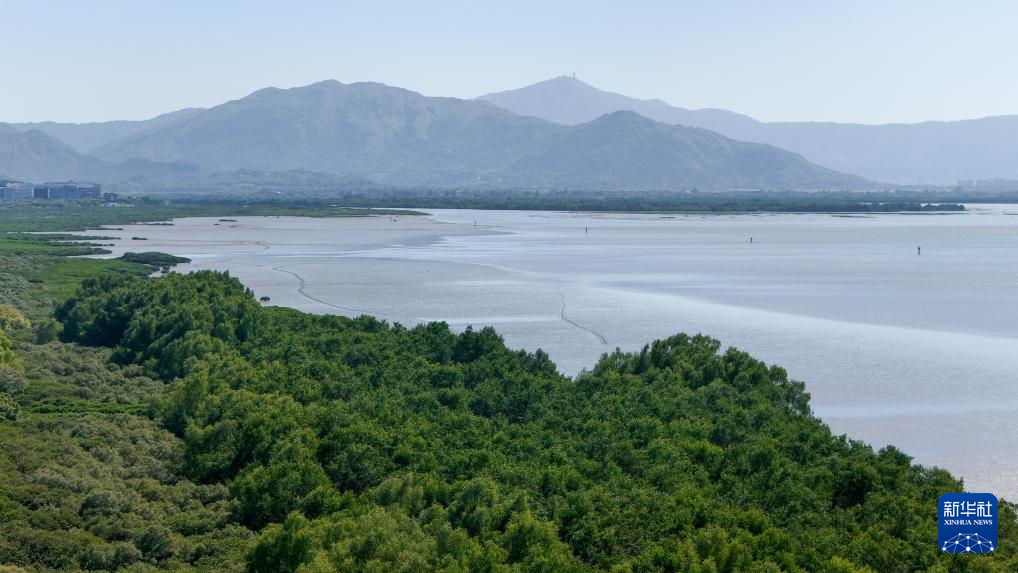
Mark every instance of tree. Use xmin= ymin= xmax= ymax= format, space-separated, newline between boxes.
xmin=0 ymin=392 xmax=19 ymax=420
xmin=33 ymin=318 xmax=62 ymax=344
xmin=0 ymin=332 xmax=20 ymax=369
xmin=0 ymin=304 xmax=30 ymax=331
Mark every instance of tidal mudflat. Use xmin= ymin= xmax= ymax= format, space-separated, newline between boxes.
xmin=85 ymin=206 xmax=1018 ymax=498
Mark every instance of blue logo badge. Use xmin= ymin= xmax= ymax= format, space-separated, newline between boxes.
xmin=939 ymin=493 xmax=998 ymax=553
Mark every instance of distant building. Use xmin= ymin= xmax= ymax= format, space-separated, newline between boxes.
xmin=102 ymin=192 xmax=118 ymax=204
xmin=32 ymin=181 xmax=103 ymax=200
xmin=80 ymin=183 xmax=102 ymax=200
xmin=0 ymin=180 xmax=22 ymax=201
xmin=48 ymin=183 xmax=82 ymax=200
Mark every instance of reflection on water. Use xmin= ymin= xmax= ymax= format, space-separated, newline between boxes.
xmin=87 ymin=206 xmax=1018 ymax=498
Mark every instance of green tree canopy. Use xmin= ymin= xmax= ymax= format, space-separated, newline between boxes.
xmin=46 ymin=271 xmax=1017 ymax=572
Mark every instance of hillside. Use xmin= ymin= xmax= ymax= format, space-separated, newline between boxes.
xmin=480 ymin=76 xmax=1018 ymax=184
xmin=493 ymin=111 xmax=866 ymax=190
xmin=0 ymin=123 xmax=102 ymax=181
xmin=735 ymin=116 xmax=1018 ymax=185
xmin=93 ymin=81 xmax=560 ymax=187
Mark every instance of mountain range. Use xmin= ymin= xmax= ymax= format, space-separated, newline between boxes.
xmin=480 ymin=76 xmax=1018 ymax=184
xmin=0 ymin=80 xmax=864 ymax=191
xmin=10 ymin=76 xmax=1018 ymax=190
xmin=9 ymin=108 xmax=205 ymax=154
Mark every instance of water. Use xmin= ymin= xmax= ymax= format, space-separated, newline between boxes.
xmin=84 ymin=205 xmax=1018 ymax=498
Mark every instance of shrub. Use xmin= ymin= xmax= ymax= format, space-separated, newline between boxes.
xmin=0 ymin=392 xmax=18 ymax=420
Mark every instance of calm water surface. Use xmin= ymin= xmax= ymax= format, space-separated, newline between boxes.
xmin=87 ymin=205 xmax=1018 ymax=498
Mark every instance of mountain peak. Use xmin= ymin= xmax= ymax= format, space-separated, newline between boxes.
xmin=589 ymin=109 xmax=654 ymax=124
xmin=478 ymin=77 xmax=759 ymax=133
xmin=480 ymin=75 xmax=603 ymax=102
xmin=534 ymin=74 xmax=596 ymax=88
xmin=309 ymin=78 xmax=343 ymax=87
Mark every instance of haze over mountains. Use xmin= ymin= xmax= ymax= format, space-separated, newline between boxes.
xmin=9 ymin=76 xmax=1017 ymax=190
xmin=480 ymin=76 xmax=1018 ymax=184
xmin=0 ymin=80 xmax=863 ymax=191
xmin=92 ymin=81 xmax=559 ymax=187
xmin=0 ymin=123 xmax=101 ymax=181
xmin=0 ymin=123 xmax=200 ymax=183
xmin=500 ymin=111 xmax=861 ymax=190
xmin=10 ymin=109 xmax=205 ymax=154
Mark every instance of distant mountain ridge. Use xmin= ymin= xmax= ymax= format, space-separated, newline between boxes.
xmin=493 ymin=111 xmax=863 ymax=190
xmin=10 ymin=108 xmax=205 ymax=153
xmin=479 ymin=76 xmax=760 ymax=135
xmin=2 ymin=80 xmax=866 ymax=191
xmin=0 ymin=123 xmax=202 ymax=183
xmin=0 ymin=123 xmax=102 ymax=181
xmin=479 ymin=76 xmax=1018 ymax=184
xmin=92 ymin=81 xmax=560 ymax=187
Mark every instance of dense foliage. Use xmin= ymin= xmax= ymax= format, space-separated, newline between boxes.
xmin=39 ymin=270 xmax=1015 ymax=572
xmin=118 ymin=252 xmax=193 ymax=273
xmin=0 ymin=228 xmax=255 ymax=571
xmin=0 ymin=337 xmax=253 ymax=571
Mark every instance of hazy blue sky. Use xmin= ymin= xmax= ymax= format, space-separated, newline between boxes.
xmin=3 ymin=1 xmax=1016 ymax=124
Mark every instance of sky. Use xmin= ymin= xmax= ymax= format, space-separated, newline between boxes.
xmin=3 ymin=0 xmax=1017 ymax=124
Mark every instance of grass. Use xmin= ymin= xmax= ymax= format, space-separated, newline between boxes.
xmin=22 ymin=258 xmax=153 ymax=304
xmin=0 ymin=238 xmax=109 ymax=257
